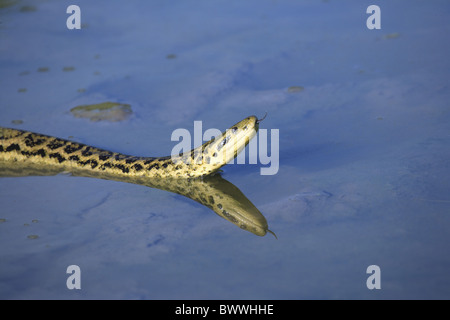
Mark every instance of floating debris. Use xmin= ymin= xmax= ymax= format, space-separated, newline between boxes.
xmin=37 ymin=67 xmax=49 ymax=72
xmin=19 ymin=5 xmax=37 ymax=12
xmin=27 ymin=234 xmax=39 ymax=239
xmin=290 ymin=190 xmax=332 ymax=200
xmin=166 ymin=54 xmax=177 ymax=59
xmin=11 ymin=119 xmax=23 ymax=125
xmin=17 ymin=88 xmax=27 ymax=93
xmin=287 ymin=86 xmax=304 ymax=93
xmin=63 ymin=66 xmax=75 ymax=72
xmin=0 ymin=218 xmax=6 ymax=223
xmin=0 ymin=0 xmax=18 ymax=9
xmin=383 ymin=33 xmax=400 ymax=40
xmin=70 ymin=101 xmax=133 ymax=122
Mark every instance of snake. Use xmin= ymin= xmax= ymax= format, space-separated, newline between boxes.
xmin=0 ymin=116 xmax=259 ymax=178
xmin=0 ymin=115 xmax=275 ymax=237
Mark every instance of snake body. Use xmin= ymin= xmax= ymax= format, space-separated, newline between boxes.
xmin=0 ymin=116 xmax=258 ymax=178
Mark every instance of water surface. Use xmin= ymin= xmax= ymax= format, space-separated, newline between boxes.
xmin=0 ymin=0 xmax=449 ymax=299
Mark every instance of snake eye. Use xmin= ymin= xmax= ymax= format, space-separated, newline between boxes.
xmin=217 ymin=139 xmax=225 ymax=151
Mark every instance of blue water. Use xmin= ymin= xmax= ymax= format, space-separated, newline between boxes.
xmin=1 ymin=0 xmax=449 ymax=299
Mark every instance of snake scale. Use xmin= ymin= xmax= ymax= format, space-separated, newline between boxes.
xmin=0 ymin=115 xmax=275 ymax=237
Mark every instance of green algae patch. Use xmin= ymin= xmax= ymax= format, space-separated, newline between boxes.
xmin=70 ymin=102 xmax=133 ymax=122
xmin=287 ymin=86 xmax=304 ymax=93
xmin=37 ymin=67 xmax=49 ymax=72
xmin=63 ymin=66 xmax=75 ymax=72
xmin=383 ymin=33 xmax=400 ymax=40
xmin=0 ymin=0 xmax=18 ymax=9
xmin=19 ymin=5 xmax=37 ymax=12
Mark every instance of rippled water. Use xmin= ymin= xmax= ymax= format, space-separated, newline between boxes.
xmin=1 ymin=0 xmax=449 ymax=299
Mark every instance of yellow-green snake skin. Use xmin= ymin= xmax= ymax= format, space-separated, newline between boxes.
xmin=0 ymin=116 xmax=275 ymax=237
xmin=0 ymin=116 xmax=258 ymax=178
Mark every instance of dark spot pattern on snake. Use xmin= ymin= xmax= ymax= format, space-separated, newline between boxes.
xmin=0 ymin=116 xmax=258 ymax=180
